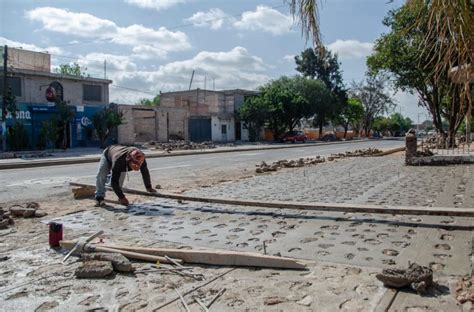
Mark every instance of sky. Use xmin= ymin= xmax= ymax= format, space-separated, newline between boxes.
xmin=0 ymin=0 xmax=428 ymax=122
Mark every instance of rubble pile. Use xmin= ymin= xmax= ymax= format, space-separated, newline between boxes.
xmin=256 ymin=156 xmax=325 ymax=173
xmin=75 ymin=252 xmax=134 ymax=278
xmin=148 ymin=140 xmax=218 ymax=152
xmin=455 ymin=276 xmax=474 ymax=305
xmin=0 ymin=206 xmax=14 ymax=230
xmin=376 ymin=262 xmax=433 ymax=294
xmin=414 ymin=148 xmax=434 ymax=157
xmin=255 ymin=148 xmax=384 ymax=173
xmin=9 ymin=202 xmax=47 ymax=219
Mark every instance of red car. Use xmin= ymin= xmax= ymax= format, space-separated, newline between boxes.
xmin=280 ymin=131 xmax=308 ymax=143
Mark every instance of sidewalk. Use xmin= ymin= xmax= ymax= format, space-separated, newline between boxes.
xmin=0 ymin=138 xmax=390 ymax=170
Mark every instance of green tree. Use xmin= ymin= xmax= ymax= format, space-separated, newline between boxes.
xmin=300 ymin=78 xmax=333 ymax=137
xmin=350 ymin=74 xmax=396 ymax=137
xmin=55 ymin=63 xmax=88 ymax=77
xmin=38 ymin=120 xmax=59 ymax=151
xmin=6 ymin=121 xmax=28 ymax=151
xmin=137 ymin=94 xmax=160 ymax=107
xmin=240 ymin=96 xmax=268 ymax=142
xmin=54 ymin=100 xmax=75 ymax=150
xmin=91 ymin=106 xmax=125 ymax=148
xmin=368 ymin=3 xmax=470 ymax=146
xmin=333 ymin=97 xmax=364 ymax=138
xmin=295 ymin=48 xmax=347 ymax=136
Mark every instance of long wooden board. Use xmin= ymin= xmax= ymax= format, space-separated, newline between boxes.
xmin=69 ymin=182 xmax=474 ymax=217
xmin=101 ymin=244 xmax=307 ymax=270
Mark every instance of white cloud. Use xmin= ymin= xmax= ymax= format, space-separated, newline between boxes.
xmin=327 ymin=40 xmax=373 ymax=60
xmin=185 ymin=8 xmax=229 ymax=30
xmin=0 ymin=36 xmax=63 ymax=55
xmin=233 ymin=5 xmax=293 ymax=35
xmin=108 ymin=47 xmax=270 ymax=104
xmin=25 ymin=7 xmax=191 ymax=57
xmin=283 ymin=54 xmax=295 ymax=62
xmin=124 ymin=0 xmax=185 ymax=11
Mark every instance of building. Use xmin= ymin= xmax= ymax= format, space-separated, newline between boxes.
xmin=1 ymin=47 xmax=112 ymax=149
xmin=157 ymin=88 xmax=259 ymax=142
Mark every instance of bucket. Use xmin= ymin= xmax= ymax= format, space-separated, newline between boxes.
xmin=49 ymin=222 xmax=63 ymax=247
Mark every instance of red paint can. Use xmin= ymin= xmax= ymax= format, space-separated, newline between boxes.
xmin=49 ymin=222 xmax=63 ymax=247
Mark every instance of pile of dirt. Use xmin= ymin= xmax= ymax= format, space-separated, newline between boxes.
xmin=0 ymin=206 xmax=14 ymax=229
xmin=9 ymin=202 xmax=47 ymax=218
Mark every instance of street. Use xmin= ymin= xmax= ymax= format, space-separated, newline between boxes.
xmin=0 ymin=140 xmax=403 ymax=203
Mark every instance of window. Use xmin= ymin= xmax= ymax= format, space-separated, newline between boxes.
xmin=221 ymin=124 xmax=227 ymax=134
xmin=0 ymin=77 xmax=21 ymax=96
xmin=83 ymin=84 xmax=102 ymax=101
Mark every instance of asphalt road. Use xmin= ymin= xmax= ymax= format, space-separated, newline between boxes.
xmin=0 ymin=140 xmax=404 ymax=203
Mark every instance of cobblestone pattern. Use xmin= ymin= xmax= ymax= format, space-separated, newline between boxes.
xmin=185 ymin=156 xmax=474 ymax=208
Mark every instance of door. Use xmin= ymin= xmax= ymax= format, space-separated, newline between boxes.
xmin=189 ymin=117 xmax=211 ymax=142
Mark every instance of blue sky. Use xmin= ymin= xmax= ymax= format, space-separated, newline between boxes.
xmin=0 ymin=0 xmax=427 ymax=121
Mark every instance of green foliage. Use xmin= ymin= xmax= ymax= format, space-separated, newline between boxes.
xmin=37 ymin=120 xmax=58 ymax=151
xmin=240 ymin=96 xmax=268 ymax=142
xmin=54 ymin=100 xmax=75 ymax=150
xmin=137 ymin=95 xmax=160 ymax=107
xmin=4 ymin=87 xmax=17 ymax=119
xmin=295 ymin=48 xmax=347 ymax=135
xmin=367 ymin=4 xmax=465 ymax=146
xmin=350 ymin=74 xmax=396 ymax=136
xmin=91 ymin=107 xmax=124 ymax=148
xmin=373 ymin=113 xmax=413 ymax=135
xmin=55 ymin=63 xmax=88 ymax=77
xmin=6 ymin=121 xmax=28 ymax=151
xmin=333 ymin=97 xmax=365 ymax=137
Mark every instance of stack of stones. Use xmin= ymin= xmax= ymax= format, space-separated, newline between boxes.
xmin=9 ymin=202 xmax=47 ymax=218
xmin=256 ymin=156 xmax=326 ymax=173
xmin=405 ymin=129 xmax=418 ymax=164
xmin=0 ymin=207 xmax=14 ymax=229
xmin=75 ymin=252 xmax=134 ymax=278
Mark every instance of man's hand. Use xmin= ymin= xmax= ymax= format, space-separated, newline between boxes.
xmin=146 ymin=187 xmax=157 ymax=193
xmin=119 ymin=197 xmax=130 ymax=206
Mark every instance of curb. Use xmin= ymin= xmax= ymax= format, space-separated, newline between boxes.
xmin=0 ymin=139 xmax=395 ymax=170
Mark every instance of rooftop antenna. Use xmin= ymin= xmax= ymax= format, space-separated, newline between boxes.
xmin=188 ymin=70 xmax=195 ymax=90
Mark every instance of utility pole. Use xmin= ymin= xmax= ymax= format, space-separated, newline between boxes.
xmin=1 ymin=45 xmax=7 ymax=152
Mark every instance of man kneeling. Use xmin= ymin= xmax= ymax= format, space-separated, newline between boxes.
xmin=95 ymin=145 xmax=156 ymax=206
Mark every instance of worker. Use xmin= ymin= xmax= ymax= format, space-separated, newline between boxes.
xmin=95 ymin=145 xmax=156 ymax=206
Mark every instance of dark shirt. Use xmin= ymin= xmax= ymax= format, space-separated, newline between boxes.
xmin=104 ymin=145 xmax=152 ymax=199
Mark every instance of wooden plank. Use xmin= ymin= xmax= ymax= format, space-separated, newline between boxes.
xmin=101 ymin=244 xmax=307 ymax=270
xmin=69 ymin=182 xmax=474 ymax=217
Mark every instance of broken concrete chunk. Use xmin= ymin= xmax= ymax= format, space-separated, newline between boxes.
xmin=34 ymin=210 xmax=47 ymax=218
xmin=297 ymin=295 xmax=313 ymax=306
xmin=376 ymin=262 xmax=433 ymax=294
xmin=264 ymin=296 xmax=287 ymax=305
xmin=22 ymin=208 xmax=36 ymax=218
xmin=9 ymin=206 xmax=26 ymax=217
xmin=0 ymin=219 xmax=9 ymax=230
xmin=81 ymin=252 xmax=133 ymax=272
xmin=75 ymin=260 xmax=114 ymax=278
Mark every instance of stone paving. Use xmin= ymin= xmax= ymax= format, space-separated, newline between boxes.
xmin=1 ymin=154 xmax=472 ymax=311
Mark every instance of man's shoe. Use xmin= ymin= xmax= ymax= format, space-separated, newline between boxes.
xmin=95 ymin=198 xmax=106 ymax=207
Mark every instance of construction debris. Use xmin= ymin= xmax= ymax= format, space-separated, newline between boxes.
xmin=255 ymin=148 xmax=384 ymax=173
xmin=0 ymin=206 xmax=14 ymax=229
xmin=81 ymin=252 xmax=134 ymax=273
xmin=75 ymin=260 xmax=114 ymax=278
xmin=148 ymin=140 xmax=218 ymax=152
xmin=71 ymin=186 xmax=95 ymax=199
xmin=8 ymin=202 xmax=47 ymax=218
xmin=376 ymin=262 xmax=433 ymax=294
xmin=99 ymin=243 xmax=307 ymax=270
xmin=455 ymin=276 xmax=474 ymax=304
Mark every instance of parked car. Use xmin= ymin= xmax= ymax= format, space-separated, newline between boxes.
xmin=321 ymin=133 xmax=338 ymax=142
xmin=280 ymin=131 xmax=308 ymax=143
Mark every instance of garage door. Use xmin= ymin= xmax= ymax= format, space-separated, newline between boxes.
xmin=189 ymin=117 xmax=211 ymax=142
